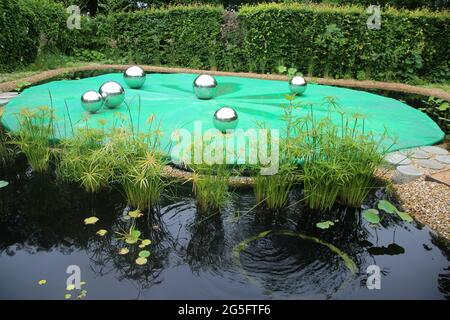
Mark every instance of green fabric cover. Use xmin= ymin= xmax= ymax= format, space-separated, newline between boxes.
xmin=1 ymin=73 xmax=444 ymax=154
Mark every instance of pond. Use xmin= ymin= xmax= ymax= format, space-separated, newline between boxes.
xmin=0 ymin=156 xmax=448 ymax=299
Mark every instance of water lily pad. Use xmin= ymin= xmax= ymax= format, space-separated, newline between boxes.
xmin=84 ymin=216 xmax=99 ymax=225
xmin=138 ymin=250 xmax=151 ymax=258
xmin=128 ymin=209 xmax=143 ymax=218
xmin=397 ymin=211 xmax=413 ymax=222
xmin=96 ymin=229 xmax=107 ymax=236
xmin=377 ymin=200 xmax=397 ymax=214
xmin=0 ymin=180 xmax=9 ymax=188
xmin=38 ymin=279 xmax=47 ymax=286
xmin=316 ymin=221 xmax=334 ymax=230
xmin=131 ymin=229 xmax=141 ymax=238
xmin=135 ymin=257 xmax=147 ymax=265
xmin=65 ymin=294 xmax=72 ymax=299
xmin=139 ymin=239 xmax=151 ymax=248
xmin=362 ymin=209 xmax=380 ymax=224
xmin=66 ymin=284 xmax=75 ymax=291
xmin=118 ymin=248 xmax=129 ymax=255
xmin=125 ymin=237 xmax=138 ymax=244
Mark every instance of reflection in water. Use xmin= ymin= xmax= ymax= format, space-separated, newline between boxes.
xmin=0 ymin=159 xmax=449 ymax=299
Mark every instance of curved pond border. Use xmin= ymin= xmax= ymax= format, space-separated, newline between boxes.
xmin=1 ymin=64 xmax=449 ymax=187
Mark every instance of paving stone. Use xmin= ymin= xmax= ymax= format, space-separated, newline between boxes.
xmin=0 ymin=92 xmax=18 ymax=99
xmin=411 ymin=150 xmax=430 ymax=159
xmin=384 ymin=152 xmax=411 ymax=166
xmin=416 ymin=159 xmax=446 ymax=170
xmin=392 ymin=165 xmax=424 ymax=184
xmin=419 ymin=146 xmax=449 ymax=156
xmin=435 ymin=155 xmax=450 ymax=165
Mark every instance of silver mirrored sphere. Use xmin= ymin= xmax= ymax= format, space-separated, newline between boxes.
xmin=99 ymin=81 xmax=125 ymax=109
xmin=193 ymin=74 xmax=217 ymax=100
xmin=213 ymin=106 xmax=238 ymax=133
xmin=123 ymin=66 xmax=146 ymax=89
xmin=289 ymin=76 xmax=307 ymax=95
xmin=81 ymin=90 xmax=104 ymax=113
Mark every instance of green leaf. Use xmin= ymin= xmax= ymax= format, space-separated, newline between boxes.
xmin=65 ymin=294 xmax=72 ymax=299
xmin=138 ymin=250 xmax=151 ymax=258
xmin=397 ymin=211 xmax=413 ymax=222
xmin=130 ymin=230 xmax=141 ymax=239
xmin=377 ymin=200 xmax=397 ymax=214
xmin=316 ymin=220 xmax=334 ymax=229
xmin=96 ymin=229 xmax=107 ymax=236
xmin=125 ymin=237 xmax=138 ymax=244
xmin=84 ymin=216 xmax=99 ymax=225
xmin=118 ymin=248 xmax=129 ymax=255
xmin=0 ymin=181 xmax=8 ymax=188
xmin=135 ymin=257 xmax=147 ymax=265
xmin=128 ymin=209 xmax=143 ymax=218
xmin=362 ymin=209 xmax=380 ymax=224
xmin=38 ymin=279 xmax=47 ymax=286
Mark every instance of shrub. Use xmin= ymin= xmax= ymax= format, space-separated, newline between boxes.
xmin=0 ymin=0 xmax=39 ymax=71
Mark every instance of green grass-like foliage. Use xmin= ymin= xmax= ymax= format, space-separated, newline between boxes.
xmin=191 ymin=164 xmax=230 ymax=212
xmin=13 ymin=106 xmax=53 ymax=172
xmin=280 ymin=95 xmax=387 ymax=210
xmin=56 ymin=113 xmax=167 ymax=209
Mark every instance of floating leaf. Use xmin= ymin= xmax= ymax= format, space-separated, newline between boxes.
xmin=38 ymin=279 xmax=47 ymax=286
xmin=362 ymin=209 xmax=380 ymax=224
xmin=130 ymin=230 xmax=141 ymax=238
xmin=119 ymin=248 xmax=129 ymax=255
xmin=80 ymin=281 xmax=86 ymax=286
xmin=139 ymin=239 xmax=151 ymax=247
xmin=138 ymin=250 xmax=151 ymax=258
xmin=316 ymin=221 xmax=334 ymax=230
xmin=128 ymin=209 xmax=143 ymax=218
xmin=66 ymin=284 xmax=76 ymax=291
xmin=96 ymin=229 xmax=107 ymax=236
xmin=84 ymin=217 xmax=99 ymax=225
xmin=0 ymin=180 xmax=9 ymax=188
xmin=135 ymin=257 xmax=147 ymax=265
xmin=125 ymin=238 xmax=138 ymax=244
xmin=397 ymin=211 xmax=413 ymax=222
xmin=64 ymin=294 xmax=71 ymax=299
xmin=377 ymin=200 xmax=397 ymax=214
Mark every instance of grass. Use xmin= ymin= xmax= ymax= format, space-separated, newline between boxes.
xmin=252 ymin=163 xmax=298 ymax=210
xmin=278 ymin=95 xmax=388 ymax=210
xmin=12 ymin=106 xmax=54 ymax=172
xmin=191 ymin=164 xmax=230 ymax=212
xmin=0 ymin=109 xmax=15 ymax=166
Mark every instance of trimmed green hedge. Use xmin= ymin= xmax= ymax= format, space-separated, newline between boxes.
xmin=94 ymin=3 xmax=449 ymax=82
xmin=237 ymin=3 xmax=450 ymax=81
xmin=98 ymin=5 xmax=225 ymax=69
xmin=2 ymin=2 xmax=449 ymax=83
xmin=0 ymin=0 xmax=39 ymax=72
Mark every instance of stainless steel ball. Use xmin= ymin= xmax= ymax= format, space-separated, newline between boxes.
xmin=99 ymin=81 xmax=125 ymax=109
xmin=81 ymin=90 xmax=104 ymax=114
xmin=213 ymin=106 xmax=238 ymax=133
xmin=123 ymin=66 xmax=146 ymax=89
xmin=193 ymin=74 xmax=217 ymax=100
xmin=289 ymin=76 xmax=307 ymax=95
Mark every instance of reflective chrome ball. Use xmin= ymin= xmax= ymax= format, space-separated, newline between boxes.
xmin=289 ymin=76 xmax=307 ymax=95
xmin=193 ymin=74 xmax=217 ymax=100
xmin=123 ymin=66 xmax=146 ymax=89
xmin=81 ymin=90 xmax=104 ymax=114
xmin=99 ymin=81 xmax=125 ymax=109
xmin=213 ymin=106 xmax=238 ymax=133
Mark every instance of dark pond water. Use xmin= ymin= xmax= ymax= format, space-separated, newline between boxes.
xmin=0 ymin=157 xmax=449 ymax=300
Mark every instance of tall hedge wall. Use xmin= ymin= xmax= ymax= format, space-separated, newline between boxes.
xmin=2 ymin=2 xmax=449 ymax=83
xmin=0 ymin=0 xmax=39 ymax=72
xmin=237 ymin=3 xmax=450 ymax=81
xmin=95 ymin=3 xmax=449 ymax=82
